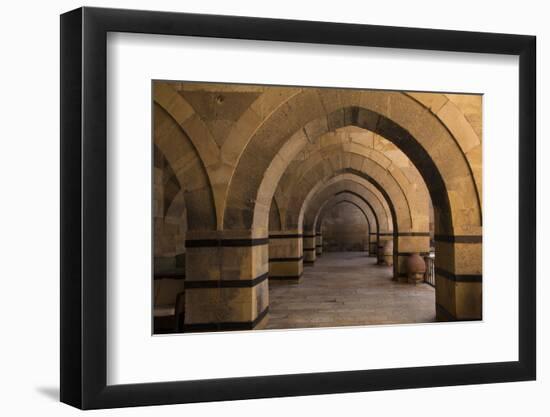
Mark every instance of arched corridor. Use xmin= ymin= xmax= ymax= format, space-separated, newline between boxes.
xmin=152 ymin=81 xmax=482 ymax=334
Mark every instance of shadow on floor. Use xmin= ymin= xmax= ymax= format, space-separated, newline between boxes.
xmin=35 ymin=386 xmax=59 ymax=401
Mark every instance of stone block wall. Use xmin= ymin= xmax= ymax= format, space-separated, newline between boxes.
xmin=320 ymin=202 xmax=369 ymax=252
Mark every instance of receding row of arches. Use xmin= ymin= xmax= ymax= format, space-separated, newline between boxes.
xmin=153 ymin=82 xmax=482 ymax=333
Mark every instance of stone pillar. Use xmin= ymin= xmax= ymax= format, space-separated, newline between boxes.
xmin=382 ymin=240 xmax=394 ymax=266
xmin=303 ymin=234 xmax=316 ymax=265
xmin=377 ymin=233 xmax=393 ymax=265
xmin=268 ymin=231 xmax=304 ymax=281
xmin=315 ymin=233 xmax=323 ymax=256
xmin=434 ymin=234 xmax=482 ymax=321
xmin=394 ymin=232 xmax=431 ymax=283
xmin=369 ymin=233 xmax=377 ymax=257
xmin=363 ymin=235 xmax=370 ymax=253
xmin=183 ymin=231 xmax=269 ymax=332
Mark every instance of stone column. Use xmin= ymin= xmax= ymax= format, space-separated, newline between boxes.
xmin=394 ymin=232 xmax=431 ymax=283
xmin=268 ymin=231 xmax=304 ymax=281
xmin=303 ymin=234 xmax=316 ymax=265
xmin=377 ymin=233 xmax=393 ymax=265
xmin=369 ymin=232 xmax=378 ymax=257
xmin=434 ymin=234 xmax=482 ymax=321
xmin=183 ymin=231 xmax=269 ymax=332
xmin=315 ymin=233 xmax=323 ymax=256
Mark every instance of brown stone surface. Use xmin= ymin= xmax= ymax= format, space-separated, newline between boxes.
xmin=320 ymin=202 xmax=369 ymax=252
xmin=269 ymin=260 xmax=303 ymax=278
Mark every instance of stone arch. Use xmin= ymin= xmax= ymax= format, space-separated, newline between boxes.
xmin=273 ymin=137 xmax=430 ymax=234
xmin=269 ymin=198 xmax=282 ymax=231
xmin=297 ymin=170 xmax=413 ymax=274
xmin=316 ymin=193 xmax=378 ymax=235
xmin=287 ymin=158 xmax=412 ymax=234
xmin=153 ymin=145 xmax=187 ymax=269
xmin=232 ymin=90 xmax=481 ymax=211
xmin=228 ymin=90 xmax=481 ymax=239
xmin=220 ymin=87 xmax=302 ymax=167
xmin=318 ymin=200 xmax=371 ymax=253
xmin=155 ymin=82 xmax=293 ymax=230
xmin=153 ymin=81 xmax=220 ymax=172
xmin=215 ymin=89 xmax=481 ymax=232
xmin=159 ymin=191 xmax=188 ymax=256
xmin=153 ymin=83 xmax=224 ymax=227
xmin=268 ymin=174 xmax=394 ymax=277
xmin=318 ymin=199 xmax=372 ymax=234
xmin=318 ymin=196 xmax=375 ymax=252
xmin=303 ymin=178 xmax=389 ymax=235
xmin=273 ymin=126 xmax=430 ymax=224
xmin=405 ymin=92 xmax=482 ymax=203
xmin=318 ymin=199 xmax=372 ymax=252
xmin=154 ymin=103 xmax=217 ymax=231
xmin=307 ymin=181 xmax=386 ymax=260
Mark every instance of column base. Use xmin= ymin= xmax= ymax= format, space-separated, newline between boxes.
xmin=436 ymin=303 xmax=458 ymax=322
xmin=183 ymin=306 xmax=270 ymax=332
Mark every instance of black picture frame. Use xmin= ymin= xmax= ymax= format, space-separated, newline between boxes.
xmin=60 ymin=6 xmax=536 ymax=410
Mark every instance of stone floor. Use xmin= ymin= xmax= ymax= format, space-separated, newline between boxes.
xmin=265 ymin=252 xmax=435 ymax=330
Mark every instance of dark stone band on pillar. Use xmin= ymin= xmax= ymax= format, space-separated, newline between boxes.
xmin=183 ymin=306 xmax=269 ymax=332
xmin=184 ymin=272 xmax=268 ymax=288
xmin=153 ymin=272 xmax=185 ymax=280
xmin=303 ymin=248 xmax=316 ymax=251
xmin=303 ymin=235 xmax=316 ymax=238
xmin=435 ymin=267 xmax=482 ymax=282
xmin=434 ymin=235 xmax=482 ymax=243
xmin=269 ymin=234 xmax=303 ymax=239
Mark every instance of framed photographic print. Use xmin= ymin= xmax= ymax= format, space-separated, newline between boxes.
xmin=60 ymin=6 xmax=536 ymax=409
